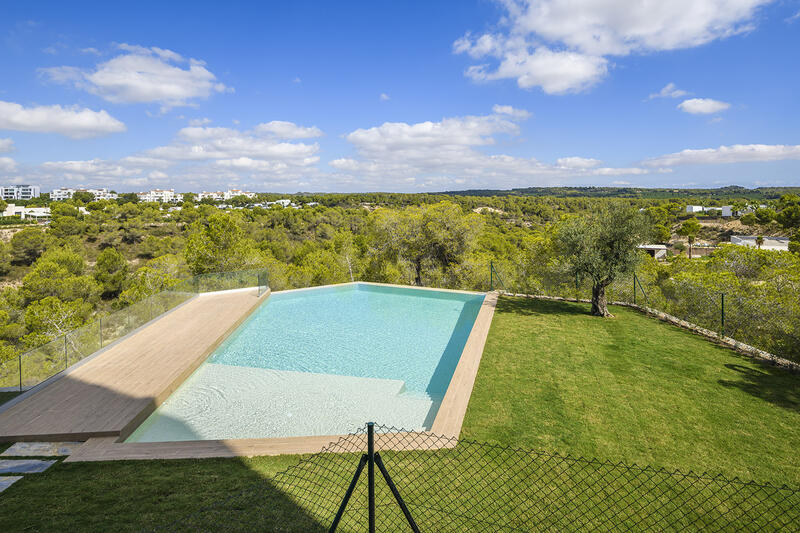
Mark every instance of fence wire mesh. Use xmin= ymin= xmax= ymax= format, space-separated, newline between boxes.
xmin=160 ymin=424 xmax=800 ymax=532
xmin=486 ymin=258 xmax=800 ymax=363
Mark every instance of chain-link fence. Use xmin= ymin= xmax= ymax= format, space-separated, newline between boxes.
xmin=164 ymin=423 xmax=800 ymax=532
xmin=486 ymin=259 xmax=800 ymax=364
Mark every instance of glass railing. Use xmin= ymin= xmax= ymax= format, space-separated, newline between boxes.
xmin=0 ymin=269 xmax=269 ymax=391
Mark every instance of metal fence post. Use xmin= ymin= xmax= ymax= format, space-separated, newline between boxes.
xmin=575 ymin=273 xmax=579 ymax=302
xmin=99 ymin=318 xmax=103 ymax=348
xmin=18 ymin=356 xmax=22 ymax=391
xmin=489 ymin=261 xmax=494 ymax=291
xmin=721 ymin=293 xmax=725 ymax=337
xmin=633 ymin=273 xmax=637 ymax=305
xmin=367 ymin=422 xmax=376 ymax=533
xmin=64 ymin=334 xmax=68 ymax=369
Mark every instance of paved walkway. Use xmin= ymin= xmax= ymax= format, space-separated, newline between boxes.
xmin=0 ymin=289 xmax=267 ymax=442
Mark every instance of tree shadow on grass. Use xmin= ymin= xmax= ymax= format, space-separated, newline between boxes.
xmin=717 ymin=361 xmax=800 ymax=414
xmin=497 ymin=296 xmax=590 ymax=317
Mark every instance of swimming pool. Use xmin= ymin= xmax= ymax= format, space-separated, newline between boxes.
xmin=126 ymin=283 xmax=485 ymax=442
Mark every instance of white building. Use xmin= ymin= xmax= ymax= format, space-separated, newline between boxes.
xmin=637 ymin=244 xmax=668 ymax=259
xmin=224 ymin=189 xmax=256 ymax=200
xmin=198 ymin=189 xmax=256 ymax=201
xmin=685 ymin=205 xmax=735 ymax=217
xmin=197 ymin=191 xmax=224 ymax=201
xmin=1 ymin=185 xmax=40 ymax=200
xmin=2 ymin=204 xmax=51 ymax=220
xmin=50 ymin=187 xmax=118 ymax=201
xmin=265 ymin=198 xmax=293 ymax=208
xmin=137 ymin=189 xmax=182 ymax=203
xmin=730 ymin=235 xmax=790 ymax=251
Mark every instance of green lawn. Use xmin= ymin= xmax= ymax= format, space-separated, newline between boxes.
xmin=462 ymin=297 xmax=800 ymax=485
xmin=0 ymin=296 xmax=797 ymax=531
xmin=0 ymin=392 xmax=21 ymax=407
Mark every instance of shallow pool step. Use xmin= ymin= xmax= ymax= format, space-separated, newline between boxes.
xmin=127 ymin=364 xmax=440 ymax=443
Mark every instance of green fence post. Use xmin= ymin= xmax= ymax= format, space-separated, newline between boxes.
xmin=64 ymin=334 xmax=68 ymax=369
xmin=99 ymin=317 xmax=103 ymax=348
xmin=575 ymin=274 xmax=579 ymax=302
xmin=490 ymin=261 xmax=494 ymax=291
xmin=18 ymin=356 xmax=22 ymax=391
xmin=721 ymin=293 xmax=725 ymax=337
xmin=633 ymin=273 xmax=637 ymax=306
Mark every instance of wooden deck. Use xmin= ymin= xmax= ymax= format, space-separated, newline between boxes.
xmin=0 ymin=288 xmax=268 ymax=442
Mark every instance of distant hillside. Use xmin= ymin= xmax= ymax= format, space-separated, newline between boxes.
xmin=438 ymin=185 xmax=800 ymax=200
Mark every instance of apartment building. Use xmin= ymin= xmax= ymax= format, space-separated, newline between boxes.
xmin=137 ymin=189 xmax=182 ymax=203
xmin=198 ymin=189 xmax=256 ymax=201
xmin=50 ymin=187 xmax=119 ymax=201
xmin=0 ymin=185 xmax=40 ymax=200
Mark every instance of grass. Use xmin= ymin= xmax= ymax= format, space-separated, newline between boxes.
xmin=0 ymin=296 xmax=797 ymax=531
xmin=462 ymin=297 xmax=800 ymax=485
xmin=0 ymin=456 xmax=324 ymax=532
xmin=0 ymin=392 xmax=20 ymax=407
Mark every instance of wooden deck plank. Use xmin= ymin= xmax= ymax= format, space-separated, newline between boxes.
xmin=0 ymin=288 xmax=267 ymax=442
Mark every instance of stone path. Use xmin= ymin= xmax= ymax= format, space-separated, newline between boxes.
xmin=0 ymin=476 xmax=22 ymax=493
xmin=0 ymin=442 xmax=76 ymax=496
xmin=0 ymin=459 xmax=56 ymax=474
xmin=1 ymin=441 xmax=82 ymax=457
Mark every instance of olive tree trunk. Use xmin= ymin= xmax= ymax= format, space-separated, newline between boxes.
xmin=591 ymin=282 xmax=614 ymax=317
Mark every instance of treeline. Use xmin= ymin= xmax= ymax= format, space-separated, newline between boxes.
xmin=0 ymin=192 xmax=799 ymax=364
xmin=440 ymin=185 xmax=800 ymax=200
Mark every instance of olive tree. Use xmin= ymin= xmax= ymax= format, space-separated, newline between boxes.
xmin=556 ymin=204 xmax=651 ymax=317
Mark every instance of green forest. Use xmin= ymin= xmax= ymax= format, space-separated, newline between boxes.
xmin=1 ymin=189 xmax=799 ymax=370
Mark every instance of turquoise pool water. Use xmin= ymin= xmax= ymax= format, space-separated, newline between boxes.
xmin=126 ymin=283 xmax=484 ymax=442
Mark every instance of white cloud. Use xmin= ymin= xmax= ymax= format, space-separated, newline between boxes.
xmin=41 ymin=158 xmax=142 ymax=178
xmin=648 ymin=82 xmax=688 ymax=99
xmin=0 ymin=100 xmax=126 ymax=138
xmin=30 ymin=121 xmax=326 ymax=190
xmin=0 ymin=157 xmax=17 ymax=172
xmin=644 ymin=144 xmax=800 ymax=166
xmin=330 ymin=107 xmax=649 ymax=189
xmin=253 ymin=120 xmax=323 ymax=139
xmin=293 ymin=77 xmax=302 ymax=83
xmin=677 ymin=98 xmax=731 ymax=114
xmin=188 ymin=117 xmax=211 ymax=126
xmin=144 ymin=125 xmax=321 ymax=165
xmin=460 ymin=40 xmax=608 ymax=93
xmin=557 ymin=156 xmax=601 ymax=169
xmin=492 ymin=104 xmax=531 ymax=119
xmin=455 ymin=0 xmax=771 ymax=93
xmin=80 ymin=47 xmax=101 ymax=55
xmin=40 ymin=44 xmax=230 ymax=110
xmin=380 ymin=93 xmax=391 ymax=101
xmin=0 ymin=138 xmax=15 ymax=153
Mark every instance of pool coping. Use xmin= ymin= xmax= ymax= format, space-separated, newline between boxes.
xmin=65 ymin=286 xmax=499 ymax=462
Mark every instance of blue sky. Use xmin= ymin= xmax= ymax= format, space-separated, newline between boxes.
xmin=0 ymin=0 xmax=799 ymax=193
